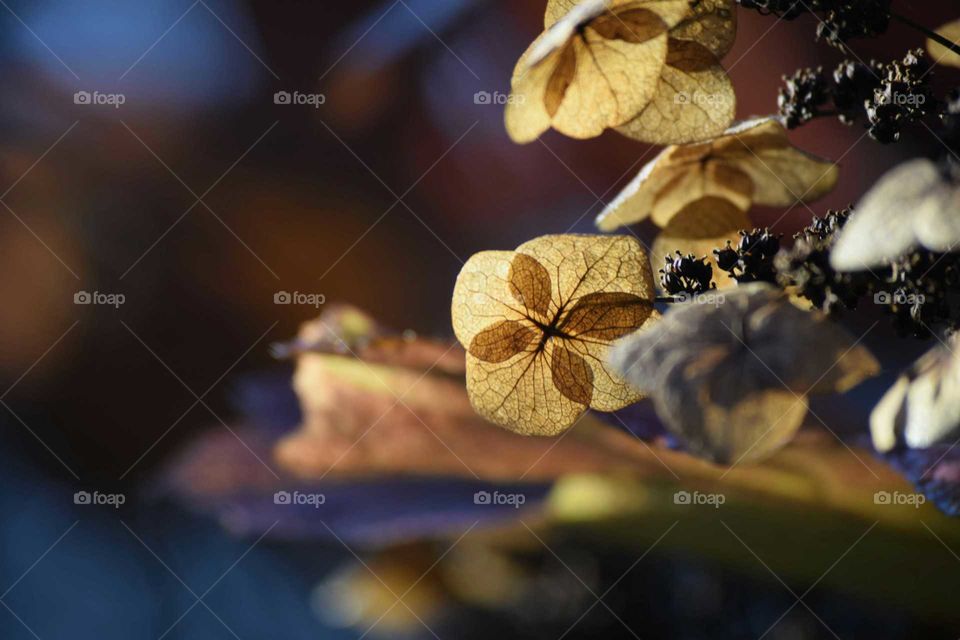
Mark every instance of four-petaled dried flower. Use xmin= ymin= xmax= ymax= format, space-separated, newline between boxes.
xmin=595 ymin=117 xmax=838 ymax=232
xmin=609 ymin=283 xmax=879 ymax=464
xmin=452 ymin=234 xmax=658 ymax=435
xmin=505 ymin=0 xmax=737 ymax=144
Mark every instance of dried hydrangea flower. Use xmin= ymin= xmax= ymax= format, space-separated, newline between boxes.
xmin=609 ymin=283 xmax=879 ymax=464
xmin=830 ymin=158 xmax=960 ymax=271
xmin=871 ymin=334 xmax=960 ymax=453
xmin=452 ymin=234 xmax=658 ymax=435
xmin=595 ymin=117 xmax=839 ymax=232
xmin=505 ymin=0 xmax=737 ymax=144
xmin=615 ymin=0 xmax=738 ymax=144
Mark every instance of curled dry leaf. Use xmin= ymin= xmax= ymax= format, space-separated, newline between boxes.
xmin=928 ymin=19 xmax=960 ymax=69
xmin=505 ymin=0 xmax=736 ymax=144
xmin=452 ymin=234 xmax=659 ymax=436
xmin=596 ymin=117 xmax=839 ymax=231
xmin=609 ymin=283 xmax=879 ymax=464
xmin=831 ymin=159 xmax=960 ymax=271
xmin=871 ymin=334 xmax=960 ymax=453
xmin=274 ymin=302 xmax=683 ymax=482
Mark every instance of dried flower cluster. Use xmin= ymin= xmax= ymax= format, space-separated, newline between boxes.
xmin=714 ymin=228 xmax=781 ymax=284
xmin=778 ymin=51 xmax=936 ymax=142
xmin=739 ymin=0 xmax=892 ymax=48
xmin=452 ymin=235 xmax=658 ymax=434
xmin=595 ymin=117 xmax=838 ymax=232
xmin=448 ymin=0 xmax=960 ymax=493
xmin=506 ymin=0 xmax=737 ymax=144
xmin=773 ymin=208 xmax=870 ymax=313
xmin=680 ymin=205 xmax=960 ymax=337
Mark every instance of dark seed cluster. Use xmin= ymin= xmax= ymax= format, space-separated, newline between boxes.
xmin=778 ymin=50 xmax=935 ymax=142
xmin=738 ymin=0 xmax=891 ymax=49
xmin=713 ymin=229 xmax=781 ymax=284
xmin=778 ymin=66 xmax=829 ymax=129
xmin=833 ymin=59 xmax=885 ymax=125
xmin=866 ymin=50 xmax=935 ymax=143
xmin=883 ymin=250 xmax=960 ymax=338
xmin=737 ymin=0 xmax=805 ymax=19
xmin=660 ymin=252 xmax=715 ymax=296
xmin=774 ymin=208 xmax=872 ymax=313
xmin=668 ymin=209 xmax=960 ymax=338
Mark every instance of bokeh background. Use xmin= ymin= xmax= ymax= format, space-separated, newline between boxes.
xmin=1 ymin=1 xmax=959 ymax=638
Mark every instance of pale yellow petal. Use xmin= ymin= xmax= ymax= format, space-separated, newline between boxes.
xmin=451 ymin=251 xmax=528 ymax=348
xmin=508 ymin=0 xmax=695 ymax=143
xmin=564 ymin=310 xmax=658 ymax=411
xmin=594 ymin=147 xmax=677 ymax=231
xmin=516 ymin=234 xmax=656 ymax=310
xmin=616 ymin=0 xmax=738 ymax=144
xmin=616 ymin=39 xmax=735 ymax=144
xmin=649 ymin=157 xmax=751 ymax=227
xmin=870 ymin=375 xmax=908 ymax=453
xmin=717 ymin=117 xmax=838 ymax=206
xmin=927 ymin=18 xmax=960 ymax=69
xmin=596 ymin=143 xmax=752 ymax=231
xmin=466 ymin=349 xmax=585 ymax=436
xmin=546 ymin=17 xmax=668 ymax=138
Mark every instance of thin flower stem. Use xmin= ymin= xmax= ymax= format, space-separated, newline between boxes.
xmin=891 ymin=11 xmax=960 ymax=58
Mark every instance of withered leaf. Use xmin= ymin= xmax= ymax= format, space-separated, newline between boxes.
xmin=831 ymin=158 xmax=960 ymax=271
xmin=609 ymin=283 xmax=879 ymax=464
xmin=871 ymin=335 xmax=960 ymax=453
xmin=452 ymin=234 xmax=659 ymax=435
xmin=597 ymin=117 xmax=839 ymax=231
xmin=269 ymin=303 xmax=704 ymax=483
xmin=505 ymin=0 xmax=701 ymax=143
